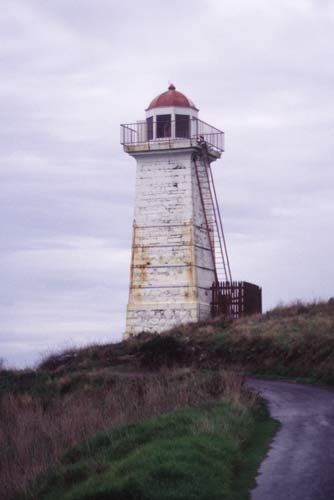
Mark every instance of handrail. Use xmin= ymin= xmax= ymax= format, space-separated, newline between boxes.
xmin=120 ymin=117 xmax=225 ymax=153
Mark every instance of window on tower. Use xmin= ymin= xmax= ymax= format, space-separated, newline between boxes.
xmin=156 ymin=114 xmax=171 ymax=138
xmin=146 ymin=116 xmax=153 ymax=140
xmin=175 ymin=114 xmax=190 ymax=138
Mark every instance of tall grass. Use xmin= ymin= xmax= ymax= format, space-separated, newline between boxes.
xmin=0 ymin=369 xmax=249 ymax=500
xmin=158 ymin=300 xmax=334 ymax=383
xmin=211 ymin=301 xmax=334 ymax=383
xmin=30 ymin=397 xmax=275 ymax=500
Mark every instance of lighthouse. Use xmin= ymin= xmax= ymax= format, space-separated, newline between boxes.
xmin=121 ymin=84 xmax=232 ymax=337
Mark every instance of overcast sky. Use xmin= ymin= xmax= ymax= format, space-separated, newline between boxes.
xmin=1 ymin=0 xmax=333 ymax=368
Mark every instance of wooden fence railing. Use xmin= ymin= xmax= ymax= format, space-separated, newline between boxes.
xmin=211 ymin=281 xmax=262 ymax=319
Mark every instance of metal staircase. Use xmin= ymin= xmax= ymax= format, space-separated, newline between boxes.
xmin=194 ymin=142 xmax=232 ymax=284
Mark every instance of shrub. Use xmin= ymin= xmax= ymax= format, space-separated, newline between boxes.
xmin=139 ymin=335 xmax=186 ymax=369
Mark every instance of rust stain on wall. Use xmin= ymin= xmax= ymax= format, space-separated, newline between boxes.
xmin=183 ymin=221 xmax=194 ymax=289
xmin=184 ymin=286 xmax=196 ymax=302
xmin=181 ymin=221 xmax=192 ymax=246
xmin=130 ymin=238 xmax=152 ymax=304
xmin=136 ymin=263 xmax=148 ymax=287
xmin=129 ymin=223 xmax=137 ymax=291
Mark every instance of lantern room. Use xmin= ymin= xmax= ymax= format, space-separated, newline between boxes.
xmin=145 ymin=83 xmax=198 ymax=141
xmin=120 ymin=84 xmax=225 ymax=153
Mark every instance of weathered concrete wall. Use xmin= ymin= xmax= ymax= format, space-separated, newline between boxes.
xmin=125 ymin=147 xmax=216 ymax=337
xmin=191 ymin=154 xmax=216 ymax=321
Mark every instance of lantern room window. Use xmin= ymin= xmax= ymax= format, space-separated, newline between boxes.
xmin=156 ymin=114 xmax=171 ymax=138
xmin=146 ymin=116 xmax=153 ymax=140
xmin=175 ymin=114 xmax=190 ymax=138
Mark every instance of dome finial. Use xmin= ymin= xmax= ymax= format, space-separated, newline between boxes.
xmin=168 ymin=83 xmax=176 ymax=91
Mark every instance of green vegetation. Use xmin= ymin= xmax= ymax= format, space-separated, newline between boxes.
xmin=2 ymin=299 xmax=332 ymax=499
xmin=26 ymin=399 xmax=278 ymax=500
xmin=2 ymin=369 xmax=277 ymax=500
xmin=210 ymin=300 xmax=334 ymax=384
xmin=2 ymin=301 xmax=333 ymax=397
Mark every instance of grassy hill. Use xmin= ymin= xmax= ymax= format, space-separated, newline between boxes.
xmin=1 ymin=299 xmax=333 ymax=499
xmin=4 ymin=299 xmax=331 ymax=390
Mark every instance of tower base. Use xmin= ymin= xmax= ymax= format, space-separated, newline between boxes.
xmin=125 ymin=301 xmax=211 ymax=338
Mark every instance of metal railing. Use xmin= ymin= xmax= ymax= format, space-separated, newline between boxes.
xmin=120 ymin=117 xmax=224 ymax=152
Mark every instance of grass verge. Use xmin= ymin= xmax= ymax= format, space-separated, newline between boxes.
xmin=1 ymin=370 xmax=257 ymax=499
xmin=25 ymin=398 xmax=278 ymax=500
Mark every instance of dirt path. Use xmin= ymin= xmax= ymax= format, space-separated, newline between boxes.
xmin=247 ymin=379 xmax=334 ymax=500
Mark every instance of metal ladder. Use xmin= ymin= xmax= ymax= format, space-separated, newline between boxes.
xmin=194 ymin=142 xmax=232 ymax=283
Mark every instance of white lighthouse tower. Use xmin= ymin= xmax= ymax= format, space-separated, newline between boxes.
xmin=121 ymin=84 xmax=232 ymax=337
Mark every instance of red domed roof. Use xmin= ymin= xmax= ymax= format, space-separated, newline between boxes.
xmin=146 ymin=84 xmax=198 ymax=111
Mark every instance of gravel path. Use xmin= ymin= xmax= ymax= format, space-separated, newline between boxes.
xmin=247 ymin=378 xmax=334 ymax=500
